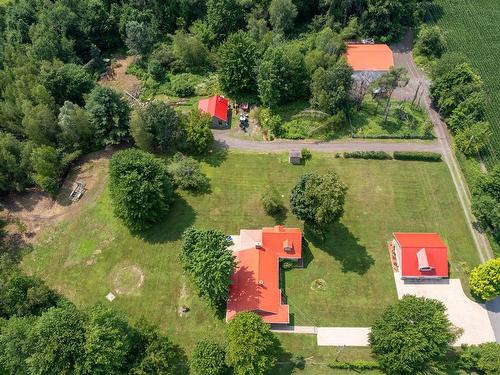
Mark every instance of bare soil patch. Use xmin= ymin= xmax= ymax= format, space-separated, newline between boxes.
xmin=112 ymin=264 xmax=145 ymax=296
xmin=100 ymin=55 xmax=141 ymax=94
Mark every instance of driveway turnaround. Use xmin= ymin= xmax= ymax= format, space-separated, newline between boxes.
xmin=317 ymin=327 xmax=370 ymax=346
xmin=393 ymin=273 xmax=496 ymax=345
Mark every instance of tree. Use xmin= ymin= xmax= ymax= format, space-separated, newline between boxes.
xmin=290 ymin=171 xmax=347 ymax=230
xmin=269 ymin=0 xmax=298 ymax=35
xmin=0 ymin=273 xmax=61 ymax=318
xmin=206 ymin=0 xmax=244 ymax=40
xmin=172 ymin=31 xmax=210 ymax=71
xmin=415 ymin=25 xmax=446 ymax=59
xmin=22 ymin=103 xmax=59 ymax=146
xmin=261 ymin=185 xmax=285 ymax=216
xmin=27 ymin=305 xmax=86 ymax=375
xmin=472 ymin=194 xmax=500 ymax=241
xmin=0 ymin=316 xmax=33 ymax=374
xmin=132 ymin=322 xmax=186 ymax=375
xmin=40 ymin=62 xmax=94 ymax=106
xmin=369 ymin=295 xmax=457 ymax=375
xmin=374 ymin=67 xmax=408 ymax=122
xmin=455 ymin=122 xmax=491 ymax=156
xmin=447 ymin=92 xmax=486 ymax=133
xmin=167 ymin=153 xmax=209 ymax=192
xmin=86 ymin=86 xmax=131 ymax=147
xmin=109 ymin=149 xmax=174 ymax=231
xmin=430 ymin=63 xmax=483 ymax=118
xmin=218 ymin=31 xmax=259 ymax=96
xmin=469 ymin=258 xmax=500 ymax=301
xmin=184 ymin=108 xmax=214 ymax=154
xmin=310 ymin=59 xmax=353 ymax=115
xmin=31 ymin=146 xmax=61 ymax=195
xmin=58 ymin=101 xmax=93 ymax=152
xmin=226 ymin=312 xmax=281 ymax=375
xmin=190 ymin=339 xmax=227 ymax=375
xmin=180 ymin=227 xmax=236 ymax=308
xmin=258 ymin=45 xmax=309 ymax=108
xmin=140 ymin=101 xmax=182 ymax=153
xmin=0 ymin=133 xmax=31 ymax=193
xmin=130 ymin=111 xmax=154 ymax=151
xmin=125 ymin=21 xmax=155 ymax=57
xmin=80 ymin=304 xmax=132 ymax=375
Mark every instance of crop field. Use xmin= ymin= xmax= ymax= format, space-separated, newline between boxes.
xmin=431 ymin=0 xmax=500 ymax=165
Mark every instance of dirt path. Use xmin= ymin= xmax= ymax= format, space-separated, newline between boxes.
xmin=391 ymin=32 xmax=493 ymax=262
xmin=100 ymin=55 xmax=140 ymax=94
xmin=0 ymin=148 xmax=113 ymax=241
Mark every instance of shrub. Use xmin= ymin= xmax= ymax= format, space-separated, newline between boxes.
xmin=393 ymin=151 xmax=442 ymax=162
xmin=184 ymin=108 xmax=214 ymax=154
xmin=344 ymin=151 xmax=392 ymax=160
xmin=459 ymin=343 xmax=500 ymax=375
xmin=328 ymin=360 xmax=380 ymax=371
xmin=259 ymin=108 xmax=283 ymax=138
xmin=301 ymin=148 xmax=312 ymax=160
xmin=167 ymin=153 xmax=209 ymax=192
xmin=169 ymin=74 xmax=196 ymax=97
xmin=414 ymin=26 xmax=446 ymax=59
xmin=469 ymin=258 xmax=500 ymax=301
xmin=261 ymin=185 xmax=284 ymax=216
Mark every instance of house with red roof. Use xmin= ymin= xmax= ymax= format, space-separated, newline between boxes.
xmin=392 ymin=232 xmax=449 ymax=279
xmin=346 ymin=43 xmax=394 ymax=72
xmin=198 ymin=95 xmax=230 ymax=128
xmin=226 ymin=226 xmax=302 ymax=324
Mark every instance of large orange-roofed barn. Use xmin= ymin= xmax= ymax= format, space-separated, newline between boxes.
xmin=346 ymin=43 xmax=394 ymax=72
xmin=226 ymin=226 xmax=302 ymax=324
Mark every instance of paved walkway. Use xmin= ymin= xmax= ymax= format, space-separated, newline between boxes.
xmin=485 ymin=297 xmax=500 ymax=342
xmin=393 ymin=273 xmax=496 ymax=345
xmin=316 ymin=327 xmax=370 ymax=346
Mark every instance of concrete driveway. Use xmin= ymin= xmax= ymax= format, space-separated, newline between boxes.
xmin=393 ymin=273 xmax=496 ymax=345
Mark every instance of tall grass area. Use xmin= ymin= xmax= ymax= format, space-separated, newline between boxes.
xmin=431 ymin=0 xmax=500 ymax=165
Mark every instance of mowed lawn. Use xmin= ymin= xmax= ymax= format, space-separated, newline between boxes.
xmin=431 ymin=0 xmax=500 ymax=164
xmin=22 ymin=152 xmax=479 ymax=356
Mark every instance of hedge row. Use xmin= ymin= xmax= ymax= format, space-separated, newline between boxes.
xmin=393 ymin=151 xmax=442 ymax=162
xmin=352 ymin=134 xmax=435 ymax=140
xmin=328 ymin=360 xmax=380 ymax=371
xmin=344 ymin=151 xmax=393 ymax=160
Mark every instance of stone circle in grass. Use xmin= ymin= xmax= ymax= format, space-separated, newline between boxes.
xmin=310 ymin=278 xmax=327 ymax=291
xmin=112 ymin=265 xmax=144 ymax=295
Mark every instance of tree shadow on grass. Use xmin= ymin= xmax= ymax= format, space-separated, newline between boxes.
xmin=196 ymin=143 xmax=228 ymax=168
xmin=270 ymin=206 xmax=288 ymax=226
xmin=305 ymin=222 xmax=375 ymax=275
xmin=139 ymin=195 xmax=196 ymax=244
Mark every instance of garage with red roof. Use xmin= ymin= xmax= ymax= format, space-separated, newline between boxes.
xmin=226 ymin=226 xmax=302 ymax=324
xmin=393 ymin=232 xmax=449 ymax=279
xmin=198 ymin=95 xmax=229 ymax=128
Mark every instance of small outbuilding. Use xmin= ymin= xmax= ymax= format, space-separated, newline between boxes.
xmin=392 ymin=232 xmax=449 ymax=279
xmin=289 ymin=150 xmax=302 ymax=165
xmin=198 ymin=95 xmax=230 ymax=129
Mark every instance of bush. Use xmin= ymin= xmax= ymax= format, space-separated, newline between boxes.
xmin=169 ymin=74 xmax=196 ymax=97
xmin=328 ymin=360 xmax=380 ymax=371
xmin=344 ymin=151 xmax=392 ymax=160
xmin=167 ymin=153 xmax=209 ymax=192
xmin=414 ymin=26 xmax=446 ymax=59
xmin=109 ymin=149 xmax=173 ymax=231
xmin=393 ymin=151 xmax=442 ymax=162
xmin=190 ymin=340 xmax=227 ymax=375
xmin=459 ymin=343 xmax=500 ymax=375
xmin=469 ymin=258 xmax=500 ymax=301
xmin=261 ymin=185 xmax=285 ymax=216
xmin=301 ymin=148 xmax=312 ymax=160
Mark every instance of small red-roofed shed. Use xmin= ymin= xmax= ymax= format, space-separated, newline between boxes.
xmin=198 ymin=95 xmax=229 ymax=128
xmin=393 ymin=232 xmax=449 ymax=279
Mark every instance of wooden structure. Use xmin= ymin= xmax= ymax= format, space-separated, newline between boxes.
xmin=70 ymin=181 xmax=86 ymax=202
xmin=289 ymin=150 xmax=302 ymax=165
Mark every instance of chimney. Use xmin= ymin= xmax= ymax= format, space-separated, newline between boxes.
xmin=255 ymin=242 xmax=262 ymax=249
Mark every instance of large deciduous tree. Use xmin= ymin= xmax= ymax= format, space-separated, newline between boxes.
xmin=86 ymin=86 xmax=131 ymax=147
xmin=109 ymin=149 xmax=173 ymax=231
xmin=369 ymin=295 xmax=458 ymax=375
xmin=218 ymin=31 xmax=259 ymax=97
xmin=184 ymin=108 xmax=214 ymax=154
xmin=190 ymin=339 xmax=227 ymax=375
xmin=290 ymin=171 xmax=347 ymax=230
xmin=310 ymin=59 xmax=353 ymax=115
xmin=455 ymin=121 xmax=492 ymax=156
xmin=140 ymin=101 xmax=182 ymax=153
xmin=226 ymin=312 xmax=281 ymax=375
xmin=269 ymin=0 xmax=298 ymax=35
xmin=206 ymin=0 xmax=244 ymax=40
xmin=469 ymin=258 xmax=500 ymax=301
xmin=180 ymin=227 xmax=236 ymax=309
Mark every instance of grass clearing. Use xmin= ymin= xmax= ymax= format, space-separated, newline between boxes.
xmin=21 ymin=152 xmax=479 ymax=368
xmin=431 ymin=0 xmax=500 ymax=165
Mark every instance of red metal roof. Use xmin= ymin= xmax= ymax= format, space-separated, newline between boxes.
xmin=394 ymin=232 xmax=448 ymax=278
xmin=198 ymin=95 xmax=229 ymax=122
xmin=226 ymin=226 xmax=302 ymax=324
xmin=346 ymin=44 xmax=394 ymax=71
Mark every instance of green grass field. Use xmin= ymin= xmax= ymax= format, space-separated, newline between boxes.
xmin=21 ymin=152 xmax=479 ymax=372
xmin=431 ymin=0 xmax=500 ymax=165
